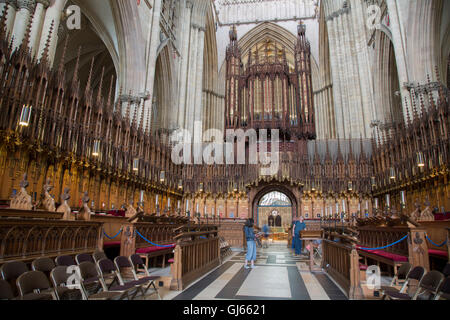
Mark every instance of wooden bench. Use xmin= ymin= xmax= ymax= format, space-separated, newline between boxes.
xmin=357 ymin=226 xmax=409 ymax=275
xmin=419 ymin=221 xmax=450 ymax=263
xmin=136 ymin=244 xmax=176 ymax=269
xmin=171 ymin=225 xmax=220 ymax=291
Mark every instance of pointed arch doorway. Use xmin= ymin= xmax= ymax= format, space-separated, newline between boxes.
xmin=250 ymin=184 xmax=300 ymax=242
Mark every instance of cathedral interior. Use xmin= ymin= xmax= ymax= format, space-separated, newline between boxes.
xmin=0 ymin=0 xmax=449 ymax=305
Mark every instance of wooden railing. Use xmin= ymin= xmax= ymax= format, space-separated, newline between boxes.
xmin=171 ymin=225 xmax=220 ymax=291
xmin=0 ymin=208 xmax=64 ymax=220
xmin=322 ymin=239 xmax=363 ymax=299
xmin=0 ymin=217 xmax=103 ymax=263
xmin=218 ymin=220 xmax=245 ymax=248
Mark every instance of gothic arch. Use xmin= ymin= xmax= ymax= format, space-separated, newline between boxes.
xmin=372 ymin=30 xmax=403 ymax=128
xmin=152 ymin=46 xmax=173 ymax=133
xmin=55 ymin=5 xmax=117 ymax=98
xmin=249 ymin=183 xmax=301 ymax=224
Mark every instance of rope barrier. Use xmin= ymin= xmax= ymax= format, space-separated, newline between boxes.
xmin=358 ymin=235 xmax=408 ymax=251
xmin=426 ymin=235 xmax=448 ymax=248
xmin=135 ymin=230 xmax=174 ymax=248
xmin=103 ymin=228 xmax=123 ymax=240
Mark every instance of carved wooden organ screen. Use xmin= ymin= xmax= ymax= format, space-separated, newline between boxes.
xmin=225 ymin=23 xmax=315 ymax=140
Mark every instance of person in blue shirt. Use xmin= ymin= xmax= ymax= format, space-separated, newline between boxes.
xmin=244 ymin=218 xmax=257 ymax=269
xmin=293 ymin=216 xmax=306 ymax=256
xmin=262 ymin=224 xmax=270 ymax=248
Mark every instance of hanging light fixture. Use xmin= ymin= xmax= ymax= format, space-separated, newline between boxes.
xmin=92 ymin=140 xmax=101 ymax=157
xmin=133 ymin=158 xmax=139 ymax=172
xmin=199 ymin=182 xmax=203 ymax=192
xmin=178 ymin=179 xmax=183 ymax=190
xmin=160 ymin=171 xmax=165 ymax=183
xmin=416 ymin=152 xmax=425 ymax=167
xmin=19 ymin=104 xmax=32 ymax=127
xmin=348 ymin=181 xmax=353 ymax=191
xmin=371 ymin=176 xmax=376 ymax=188
xmin=233 ymin=182 xmax=238 ymax=192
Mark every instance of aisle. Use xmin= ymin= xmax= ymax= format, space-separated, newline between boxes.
xmin=172 ymin=242 xmax=348 ymax=300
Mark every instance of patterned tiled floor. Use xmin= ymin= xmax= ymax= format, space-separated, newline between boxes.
xmin=172 ymin=243 xmax=348 ymax=300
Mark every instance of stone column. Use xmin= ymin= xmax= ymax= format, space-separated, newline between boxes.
xmin=184 ymin=24 xmax=198 ymax=137
xmin=143 ymin=0 xmax=162 ymax=130
xmin=193 ymin=25 xmax=205 ymax=132
xmin=177 ymin=0 xmax=193 ymax=130
xmin=11 ymin=0 xmax=35 ymax=50
xmin=385 ymin=0 xmax=411 ymax=122
xmin=351 ymin=0 xmax=376 ymax=137
xmin=326 ymin=16 xmax=345 ymax=139
xmin=37 ymin=0 xmax=65 ymax=63
xmin=29 ymin=0 xmax=49 ymax=57
xmin=0 ymin=0 xmax=17 ymax=40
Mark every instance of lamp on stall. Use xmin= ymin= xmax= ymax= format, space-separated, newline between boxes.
xmin=385 ymin=194 xmax=391 ymax=210
xmin=348 ymin=181 xmax=353 ymax=191
xmin=389 ymin=167 xmax=396 ymax=180
xmin=400 ymin=190 xmax=406 ymax=210
xmin=19 ymin=104 xmax=32 ymax=127
xmin=160 ymin=171 xmax=165 ymax=183
xmin=92 ymin=140 xmax=101 ymax=157
xmin=133 ymin=158 xmax=139 ymax=172
xmin=416 ymin=152 xmax=425 ymax=168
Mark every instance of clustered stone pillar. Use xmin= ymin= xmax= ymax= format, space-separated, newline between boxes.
xmin=385 ymin=0 xmax=412 ymax=121
xmin=11 ymin=0 xmax=35 ymax=50
xmin=143 ymin=0 xmax=162 ymax=130
xmin=37 ymin=0 xmax=65 ymax=65
xmin=177 ymin=0 xmax=193 ymax=130
xmin=0 ymin=0 xmax=18 ymax=40
xmin=323 ymin=0 xmax=375 ymax=139
xmin=29 ymin=0 xmax=49 ymax=57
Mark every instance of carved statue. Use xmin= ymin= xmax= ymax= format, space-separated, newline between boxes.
xmin=418 ymin=206 xmax=435 ymax=222
xmin=125 ymin=200 xmax=137 ymax=218
xmin=127 ymin=201 xmax=144 ymax=223
xmin=10 ymin=173 xmax=33 ymax=210
xmin=78 ymin=191 xmax=92 ymax=221
xmin=42 ymin=178 xmax=56 ymax=212
xmin=57 ymin=188 xmax=74 ymax=220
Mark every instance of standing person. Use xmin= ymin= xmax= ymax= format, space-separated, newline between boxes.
xmin=244 ymin=218 xmax=257 ymax=269
xmin=293 ymin=216 xmax=306 ymax=256
xmin=262 ymin=223 xmax=270 ymax=248
xmin=290 ymin=218 xmax=296 ymax=249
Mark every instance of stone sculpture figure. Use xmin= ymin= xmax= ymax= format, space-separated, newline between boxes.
xmin=57 ymin=188 xmax=73 ymax=220
xmin=10 ymin=173 xmax=33 ymax=210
